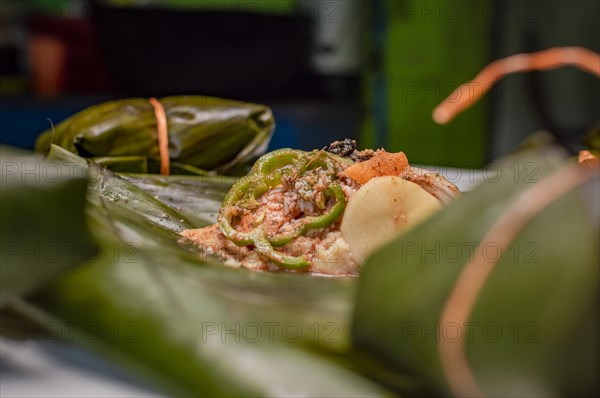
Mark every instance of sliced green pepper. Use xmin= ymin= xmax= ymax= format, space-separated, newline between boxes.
xmin=218 ymin=149 xmax=351 ymax=269
xmin=268 ymin=184 xmax=345 ymax=246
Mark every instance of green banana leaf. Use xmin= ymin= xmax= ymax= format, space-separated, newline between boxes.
xmin=92 ymin=156 xmax=149 ymax=173
xmin=13 ymin=145 xmax=391 ymax=396
xmin=353 ymin=149 xmax=599 ymax=397
xmin=35 ymin=96 xmax=275 ymax=174
xmin=120 ymin=173 xmax=236 ymax=227
xmin=7 ymin=142 xmax=597 ymax=396
xmin=0 ymin=146 xmax=95 ymax=307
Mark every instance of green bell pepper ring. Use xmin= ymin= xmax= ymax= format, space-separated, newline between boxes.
xmin=268 ymin=183 xmax=346 ymax=247
xmin=217 ymin=149 xmax=350 ymax=269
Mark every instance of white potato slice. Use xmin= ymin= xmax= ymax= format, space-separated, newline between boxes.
xmin=340 ymin=176 xmax=442 ymax=263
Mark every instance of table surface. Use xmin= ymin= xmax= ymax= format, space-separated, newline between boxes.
xmin=0 ymin=340 xmax=162 ymax=397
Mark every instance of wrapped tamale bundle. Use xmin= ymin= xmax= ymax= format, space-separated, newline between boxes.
xmin=34 ymin=96 xmax=275 ymax=174
xmin=353 ymin=148 xmax=600 ymax=397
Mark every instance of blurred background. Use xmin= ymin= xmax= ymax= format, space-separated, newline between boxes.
xmin=0 ymin=0 xmax=598 ymax=167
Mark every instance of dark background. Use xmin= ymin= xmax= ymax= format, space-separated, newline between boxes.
xmin=1 ymin=0 xmax=598 ymax=167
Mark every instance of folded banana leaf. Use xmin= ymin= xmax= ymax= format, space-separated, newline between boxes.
xmin=34 ymin=96 xmax=275 ymax=174
xmin=353 ymin=148 xmax=600 ymax=397
xmin=8 ymin=143 xmax=597 ymax=396
xmin=0 ymin=146 xmax=95 ymax=307
xmin=11 ymin=145 xmax=391 ymax=396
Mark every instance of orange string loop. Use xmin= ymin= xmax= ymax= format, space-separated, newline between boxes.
xmin=433 ymin=47 xmax=600 ymax=124
xmin=149 ymin=97 xmax=170 ymax=176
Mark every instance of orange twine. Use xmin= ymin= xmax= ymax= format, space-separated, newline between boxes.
xmin=579 ymin=150 xmax=599 ymax=169
xmin=433 ymin=47 xmax=600 ymax=124
xmin=149 ymin=97 xmax=170 ymax=176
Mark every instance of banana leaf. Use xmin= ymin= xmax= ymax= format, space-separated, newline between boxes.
xmin=11 ymin=145 xmax=391 ymax=396
xmin=0 ymin=146 xmax=95 ymax=307
xmin=9 ymin=142 xmax=596 ymax=396
xmin=353 ymin=148 xmax=600 ymax=397
xmin=92 ymin=156 xmax=149 ymax=173
xmin=120 ymin=173 xmax=236 ymax=227
xmin=34 ymin=96 xmax=275 ymax=174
